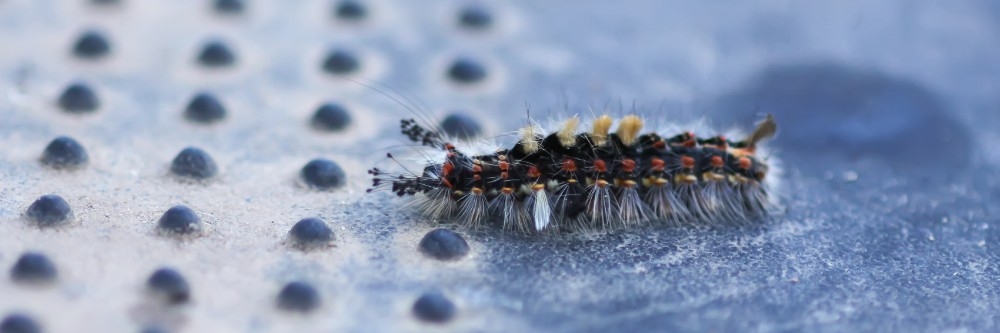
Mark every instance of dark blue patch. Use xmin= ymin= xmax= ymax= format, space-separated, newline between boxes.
xmin=170 ymin=147 xmax=218 ymax=179
xmin=146 ymin=267 xmax=191 ymax=305
xmin=412 ymin=291 xmax=456 ymax=323
xmin=197 ymin=41 xmax=236 ymax=68
xmin=57 ymin=82 xmax=100 ymax=113
xmin=157 ymin=205 xmax=201 ymax=234
xmin=418 ymin=228 xmax=469 ymax=261
xmin=276 ymin=281 xmax=321 ymax=312
xmin=0 ymin=314 xmax=41 ymax=333
xmin=447 ymin=58 xmax=487 ymax=84
xmin=213 ymin=0 xmax=244 ymax=14
xmin=440 ymin=113 xmax=482 ymax=139
xmin=41 ymin=136 xmax=88 ymax=169
xmin=300 ymin=159 xmax=346 ymax=190
xmin=458 ymin=5 xmax=493 ymax=30
xmin=72 ymin=30 xmax=111 ymax=59
xmin=89 ymin=0 xmax=120 ymax=6
xmin=10 ymin=252 xmax=57 ymax=284
xmin=289 ymin=217 xmax=335 ymax=248
xmin=25 ymin=194 xmax=72 ymax=227
xmin=183 ymin=93 xmax=227 ymax=123
xmin=334 ymin=0 xmax=367 ymax=21
xmin=310 ymin=103 xmax=352 ymax=132
xmin=710 ymin=62 xmax=970 ymax=177
xmin=321 ymin=49 xmax=360 ymax=75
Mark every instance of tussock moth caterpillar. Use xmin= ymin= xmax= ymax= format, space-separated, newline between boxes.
xmin=368 ymin=111 xmax=778 ymax=234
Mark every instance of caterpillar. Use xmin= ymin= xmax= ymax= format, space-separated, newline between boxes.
xmin=368 ymin=114 xmax=778 ymax=234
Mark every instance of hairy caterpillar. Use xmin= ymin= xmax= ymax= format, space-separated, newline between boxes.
xmin=368 ymin=114 xmax=777 ymax=234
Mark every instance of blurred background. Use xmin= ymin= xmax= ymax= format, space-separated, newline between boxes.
xmin=1 ymin=0 xmax=998 ymax=332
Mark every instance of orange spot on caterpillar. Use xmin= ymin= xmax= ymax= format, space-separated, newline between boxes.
xmin=527 ymin=166 xmax=541 ymax=178
xmin=680 ymin=156 xmax=695 ymax=169
xmin=621 ymin=159 xmax=636 ymax=173
xmin=738 ymin=157 xmax=752 ymax=170
xmin=562 ymin=159 xmax=577 ymax=172
xmin=442 ymin=161 xmax=454 ymax=176
xmin=710 ymin=156 xmax=724 ymax=168
xmin=650 ymin=158 xmax=665 ymax=172
xmin=593 ymin=159 xmax=607 ymax=173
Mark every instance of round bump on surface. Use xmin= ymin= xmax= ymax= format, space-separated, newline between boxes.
xmin=157 ymin=205 xmax=202 ymax=234
xmin=146 ymin=267 xmax=191 ymax=305
xmin=196 ymin=41 xmax=236 ymax=68
xmin=25 ymin=194 xmax=72 ymax=227
xmin=289 ymin=218 xmax=335 ymax=249
xmin=310 ymin=103 xmax=352 ymax=132
xmin=72 ymin=30 xmax=111 ymax=59
xmin=57 ymin=82 xmax=100 ymax=113
xmin=213 ymin=0 xmax=244 ymax=14
xmin=183 ymin=93 xmax=227 ymax=123
xmin=446 ymin=58 xmax=487 ymax=84
xmin=300 ymin=159 xmax=346 ymax=190
xmin=412 ymin=291 xmax=456 ymax=323
xmin=458 ymin=5 xmax=493 ymax=30
xmin=276 ymin=281 xmax=321 ymax=312
xmin=418 ymin=228 xmax=469 ymax=261
xmin=321 ymin=49 xmax=360 ymax=75
xmin=440 ymin=113 xmax=482 ymax=139
xmin=10 ymin=252 xmax=57 ymax=284
xmin=40 ymin=136 xmax=88 ymax=169
xmin=334 ymin=0 xmax=367 ymax=21
xmin=0 ymin=313 xmax=42 ymax=333
xmin=169 ymin=147 xmax=218 ymax=179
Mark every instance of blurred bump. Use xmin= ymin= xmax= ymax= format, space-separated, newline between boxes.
xmin=276 ymin=281 xmax=321 ymax=312
xmin=196 ymin=41 xmax=236 ymax=68
xmin=146 ymin=267 xmax=190 ymax=305
xmin=170 ymin=147 xmax=218 ymax=179
xmin=447 ymin=58 xmax=487 ymax=84
xmin=72 ymin=30 xmax=111 ymax=59
xmin=41 ymin=136 xmax=88 ymax=169
xmin=0 ymin=314 xmax=41 ymax=333
xmin=157 ymin=205 xmax=202 ymax=234
xmin=300 ymin=159 xmax=345 ymax=190
xmin=412 ymin=291 xmax=456 ymax=323
xmin=440 ymin=113 xmax=482 ymax=139
xmin=183 ymin=93 xmax=227 ymax=124
xmin=458 ymin=5 xmax=492 ymax=30
xmin=321 ymin=49 xmax=360 ymax=75
xmin=310 ymin=103 xmax=352 ymax=132
xmin=25 ymin=195 xmax=72 ymax=227
xmin=10 ymin=252 xmax=57 ymax=285
xmin=57 ymin=82 xmax=100 ymax=113
xmin=334 ymin=0 xmax=367 ymax=21
xmin=213 ymin=0 xmax=244 ymax=14
xmin=289 ymin=218 xmax=335 ymax=249
xmin=418 ymin=228 xmax=469 ymax=261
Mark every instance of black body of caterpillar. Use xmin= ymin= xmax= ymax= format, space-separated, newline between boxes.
xmin=369 ymin=115 xmax=777 ymax=233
